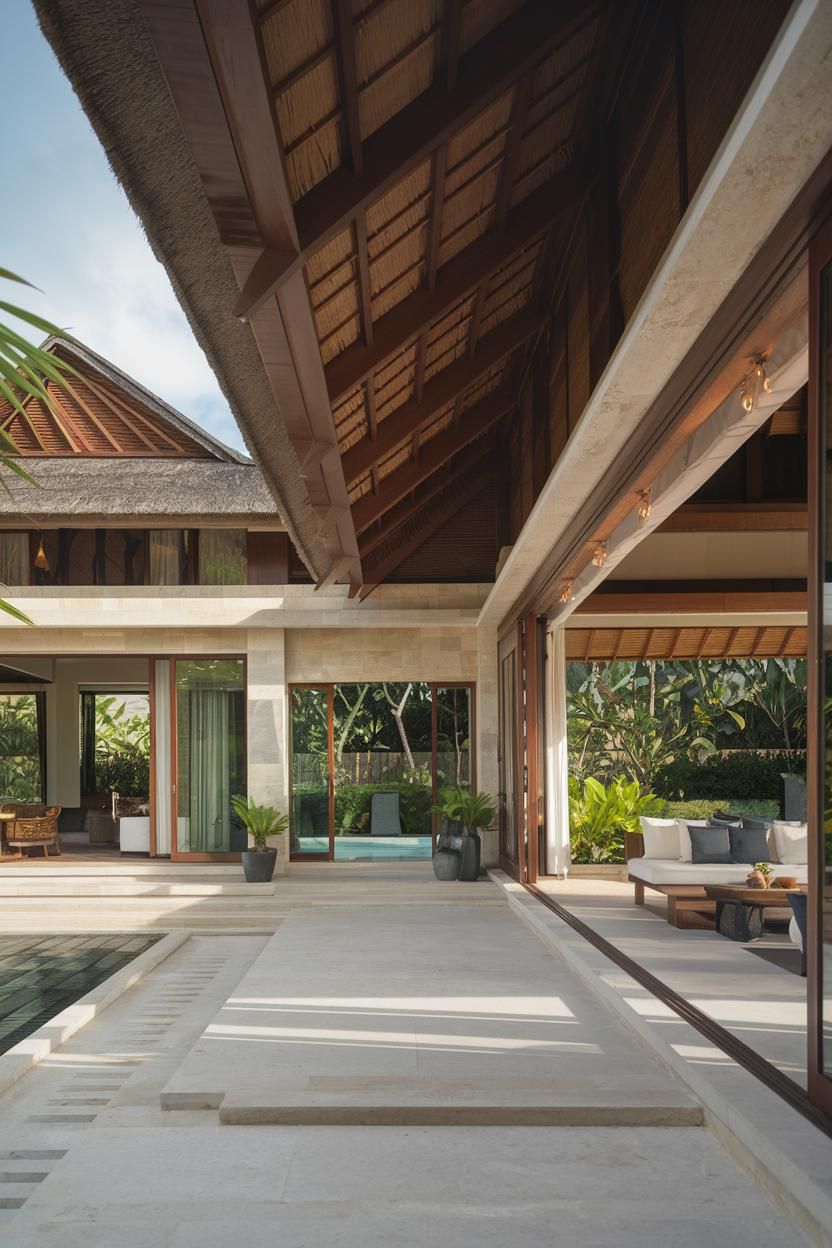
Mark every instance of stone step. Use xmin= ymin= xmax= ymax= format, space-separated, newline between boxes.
xmin=0 ymin=879 xmax=274 ymax=897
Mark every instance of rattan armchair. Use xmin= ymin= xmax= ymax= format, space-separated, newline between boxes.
xmin=3 ymin=804 xmax=62 ymax=857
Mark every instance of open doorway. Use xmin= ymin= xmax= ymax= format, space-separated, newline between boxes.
xmin=77 ymin=689 xmax=151 ymax=853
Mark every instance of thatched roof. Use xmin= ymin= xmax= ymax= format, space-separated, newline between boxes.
xmin=33 ymin=0 xmax=331 ymax=578
xmin=0 ymin=458 xmax=280 ymax=527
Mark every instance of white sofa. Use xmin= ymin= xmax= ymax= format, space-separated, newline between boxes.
xmin=626 ymin=816 xmax=807 ymax=927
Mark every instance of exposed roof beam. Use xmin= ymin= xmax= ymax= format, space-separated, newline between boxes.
xmin=357 ymin=434 xmax=498 ymax=553
xmin=325 ymin=163 xmax=584 ymax=403
xmin=295 ymin=0 xmax=591 ymax=255
xmin=315 ymin=554 xmax=356 ymax=591
xmin=342 ymin=307 xmax=543 ymax=481
xmin=495 ymin=76 xmax=532 ymax=232
xmin=360 ymin=469 xmax=493 ymax=596
xmin=331 ymin=0 xmax=363 ymax=175
xmin=352 ymin=389 xmax=509 ymax=530
xmin=234 ymin=247 xmax=298 ymax=322
xmin=440 ymin=0 xmax=463 ymax=91
xmin=193 ymin=0 xmax=362 ymax=589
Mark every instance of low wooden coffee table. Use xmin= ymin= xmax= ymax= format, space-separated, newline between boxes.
xmin=703 ymin=883 xmax=805 ymax=942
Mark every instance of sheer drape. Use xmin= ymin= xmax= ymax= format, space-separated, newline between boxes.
xmin=0 ymin=533 xmax=29 ymax=585
xmin=198 ymin=529 xmax=246 ymax=585
xmin=189 ymin=689 xmax=231 ymax=852
xmin=149 ymin=530 xmax=182 ymax=584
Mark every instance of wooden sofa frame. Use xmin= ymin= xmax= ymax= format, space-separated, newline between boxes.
xmin=624 ymin=830 xmax=716 ymax=929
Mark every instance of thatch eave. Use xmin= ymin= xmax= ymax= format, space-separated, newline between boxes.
xmin=33 ymin=0 xmax=330 ymax=579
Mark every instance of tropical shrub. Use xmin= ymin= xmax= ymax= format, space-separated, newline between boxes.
xmin=230 ymin=795 xmax=289 ymax=851
xmin=569 ymin=776 xmax=663 ymax=864
xmin=334 ymin=780 xmax=433 ymax=837
xmin=434 ymin=787 xmax=496 ymax=830
xmin=93 ymin=696 xmax=150 ymax=797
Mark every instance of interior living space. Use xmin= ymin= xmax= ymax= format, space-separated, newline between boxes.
xmin=0 ymin=0 xmax=831 ymax=1243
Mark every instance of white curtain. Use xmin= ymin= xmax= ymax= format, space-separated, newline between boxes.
xmin=0 ymin=533 xmax=29 ymax=585
xmin=198 ymin=529 xmax=246 ymax=585
xmin=545 ymin=624 xmax=571 ymax=877
xmin=149 ymin=530 xmax=182 ymax=585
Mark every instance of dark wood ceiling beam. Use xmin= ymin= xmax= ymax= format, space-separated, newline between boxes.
xmin=440 ymin=0 xmax=463 ymax=91
xmin=360 ymin=468 xmax=493 ymax=595
xmin=295 ymin=0 xmax=592 ymax=254
xmin=325 ymin=162 xmax=584 ymax=403
xmin=352 ymin=388 xmax=510 ymax=530
xmin=358 ymin=437 xmax=497 ymax=556
xmin=495 ymin=76 xmax=532 ymax=232
xmin=342 ymin=307 xmax=542 ymax=481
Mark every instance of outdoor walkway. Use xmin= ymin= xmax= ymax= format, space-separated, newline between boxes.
xmin=0 ymin=866 xmax=818 ymax=1246
xmin=536 ymin=876 xmax=806 ymax=1083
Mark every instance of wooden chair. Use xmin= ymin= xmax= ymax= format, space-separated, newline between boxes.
xmin=3 ymin=804 xmax=62 ymax=857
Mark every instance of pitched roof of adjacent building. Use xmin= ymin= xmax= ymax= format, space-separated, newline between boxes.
xmin=0 ymin=337 xmax=281 ymax=526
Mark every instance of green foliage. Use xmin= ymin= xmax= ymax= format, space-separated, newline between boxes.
xmin=93 ymin=696 xmax=150 ymax=797
xmin=654 ymin=750 xmax=804 ymax=801
xmin=0 ymin=694 xmax=41 ymax=801
xmin=333 ymin=780 xmax=433 ymax=837
xmin=230 ymin=795 xmax=289 ymax=851
xmin=434 ymin=786 xmax=496 ymax=830
xmin=569 ymin=776 xmax=663 ymax=864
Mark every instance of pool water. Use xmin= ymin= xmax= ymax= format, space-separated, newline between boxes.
xmin=0 ymin=934 xmax=161 ymax=1053
xmin=296 ymin=835 xmax=433 ymax=861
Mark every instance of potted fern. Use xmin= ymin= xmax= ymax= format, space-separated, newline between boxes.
xmin=230 ymin=795 xmax=289 ymax=882
xmin=432 ymin=787 xmax=496 ymax=881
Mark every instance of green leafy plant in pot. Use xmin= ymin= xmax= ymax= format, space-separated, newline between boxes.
xmin=230 ymin=795 xmax=289 ymax=882
xmin=431 ymin=787 xmax=497 ymax=881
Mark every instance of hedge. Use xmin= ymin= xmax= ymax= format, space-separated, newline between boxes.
xmin=654 ymin=751 xmax=805 ymax=801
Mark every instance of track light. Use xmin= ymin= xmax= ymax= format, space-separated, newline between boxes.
xmin=637 ymin=489 xmax=652 ymax=525
xmin=592 ymin=542 xmax=608 ymax=567
xmin=559 ymin=581 xmax=573 ymax=605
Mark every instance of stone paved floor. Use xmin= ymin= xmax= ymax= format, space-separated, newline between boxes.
xmin=0 ymin=871 xmax=816 ymax=1245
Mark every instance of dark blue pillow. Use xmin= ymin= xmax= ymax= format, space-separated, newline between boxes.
xmin=690 ymin=825 xmax=733 ymax=864
xmin=729 ymin=825 xmax=770 ymax=864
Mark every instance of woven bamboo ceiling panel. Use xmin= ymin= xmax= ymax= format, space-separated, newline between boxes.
xmin=565 ymin=625 xmax=807 ymax=662
xmin=252 ymin=0 xmax=602 ymax=580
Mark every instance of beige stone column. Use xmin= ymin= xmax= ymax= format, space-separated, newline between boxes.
xmin=246 ymin=629 xmax=289 ymax=873
xmin=476 ymin=623 xmax=499 ymax=866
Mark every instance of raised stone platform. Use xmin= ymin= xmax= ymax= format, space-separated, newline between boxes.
xmin=160 ymin=891 xmax=702 ymax=1126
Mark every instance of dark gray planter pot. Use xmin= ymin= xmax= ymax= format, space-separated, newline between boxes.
xmin=432 ymin=819 xmax=481 ymax=881
xmin=432 ymin=846 xmax=461 ymax=880
xmin=242 ymin=848 xmax=277 ymax=883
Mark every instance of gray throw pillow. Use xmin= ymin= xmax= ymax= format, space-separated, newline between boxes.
xmin=728 ymin=826 xmax=770 ymax=864
xmin=690 ymin=825 xmax=733 ymax=864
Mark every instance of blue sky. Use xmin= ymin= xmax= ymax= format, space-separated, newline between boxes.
xmin=2 ymin=1 xmax=246 ymax=453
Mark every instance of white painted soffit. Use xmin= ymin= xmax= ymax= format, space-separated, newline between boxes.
xmin=478 ymin=0 xmax=832 ymax=631
xmin=550 ymin=309 xmax=808 ymax=626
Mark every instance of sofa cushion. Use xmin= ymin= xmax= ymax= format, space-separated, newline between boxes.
xmin=772 ymin=821 xmax=808 ymax=865
xmin=639 ymin=817 xmax=680 ymax=860
xmin=728 ymin=825 xmax=770 ymax=864
xmin=677 ymin=820 xmax=710 ymax=863
xmin=627 ymin=858 xmax=808 ymax=886
xmin=690 ymin=825 xmax=732 ymax=864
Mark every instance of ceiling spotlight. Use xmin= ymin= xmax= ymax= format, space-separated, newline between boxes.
xmin=637 ymin=488 xmax=652 ymax=525
xmin=740 ymin=386 xmax=754 ymax=412
xmin=592 ymin=542 xmax=608 ymax=567
xmin=559 ymin=581 xmax=573 ymax=605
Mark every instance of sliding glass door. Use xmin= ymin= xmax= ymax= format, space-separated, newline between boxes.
xmin=172 ymin=658 xmax=246 ymax=860
xmin=289 ymin=681 xmax=475 ymax=862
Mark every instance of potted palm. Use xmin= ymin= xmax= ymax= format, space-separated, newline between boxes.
xmin=230 ymin=795 xmax=289 ymax=882
xmin=432 ymin=787 xmax=496 ymax=881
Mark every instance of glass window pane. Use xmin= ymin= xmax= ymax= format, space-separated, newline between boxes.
xmin=175 ymin=659 xmax=245 ymax=853
xmin=103 ymin=530 xmax=147 ymax=585
xmin=199 ymin=529 xmax=247 ymax=585
xmin=332 ymin=682 xmax=433 ymax=861
xmin=149 ymin=530 xmax=185 ymax=584
xmin=436 ymin=686 xmax=472 ymax=790
xmin=0 ymin=533 xmax=29 ymax=585
xmin=291 ymin=688 xmax=330 ymax=856
xmin=0 ymin=694 xmax=43 ymax=801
